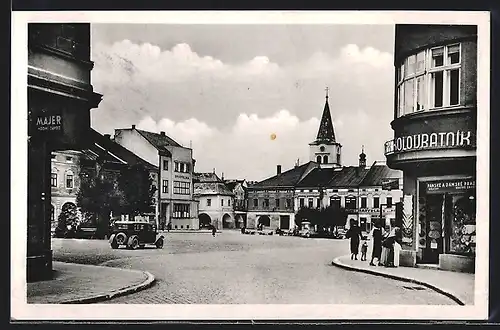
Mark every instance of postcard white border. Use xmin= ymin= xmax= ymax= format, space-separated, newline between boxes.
xmin=11 ymin=10 xmax=490 ymax=321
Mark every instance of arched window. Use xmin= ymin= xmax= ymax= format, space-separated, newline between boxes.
xmin=316 ymin=155 xmax=322 ymax=163
xmin=65 ymin=170 xmax=74 ymax=189
xmin=323 ymin=155 xmax=328 ymax=164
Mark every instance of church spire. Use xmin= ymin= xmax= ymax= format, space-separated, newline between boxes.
xmin=316 ymin=87 xmax=336 ymax=143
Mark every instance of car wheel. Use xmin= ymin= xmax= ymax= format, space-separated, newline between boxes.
xmin=155 ymin=238 xmax=164 ymax=249
xmin=110 ymin=241 xmax=119 ymax=249
xmin=115 ymin=232 xmax=127 ymax=246
xmin=127 ymin=235 xmax=139 ymax=250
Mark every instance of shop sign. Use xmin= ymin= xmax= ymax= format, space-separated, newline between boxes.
xmin=381 ymin=178 xmax=399 ymax=190
xmin=426 ymin=179 xmax=476 ymax=194
xmin=34 ymin=113 xmax=63 ymax=133
xmin=174 ymin=174 xmax=190 ymax=180
xmin=384 ymin=130 xmax=474 ymax=155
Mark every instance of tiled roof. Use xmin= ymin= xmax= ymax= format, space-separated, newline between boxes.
xmin=251 ymin=161 xmax=317 ymax=188
xmin=193 ymin=172 xmax=233 ymax=195
xmin=89 ymin=129 xmax=158 ymax=171
xmin=329 ymin=166 xmax=370 ymax=187
xmin=136 ymin=129 xmax=182 ymax=153
xmin=360 ymin=164 xmax=403 ymax=186
xmin=296 ymin=167 xmax=338 ymax=187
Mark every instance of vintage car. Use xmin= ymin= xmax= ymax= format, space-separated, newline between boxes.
xmin=109 ymin=221 xmax=165 ymax=249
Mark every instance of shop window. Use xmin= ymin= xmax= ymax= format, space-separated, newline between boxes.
xmin=397 ymin=44 xmax=461 ymax=118
xmin=173 ymin=204 xmax=190 ymax=218
xmin=449 ymin=194 xmax=476 ymax=255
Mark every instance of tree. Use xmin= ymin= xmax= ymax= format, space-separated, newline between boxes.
xmin=117 ymin=164 xmax=157 ymax=218
xmin=295 ymin=207 xmax=320 ymax=228
xmin=54 ymin=203 xmax=79 ymax=238
xmin=76 ymin=163 xmax=124 ymax=239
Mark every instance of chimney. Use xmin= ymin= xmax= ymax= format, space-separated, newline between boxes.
xmin=277 ymin=165 xmax=282 ymax=175
xmin=104 ymin=134 xmax=111 ymax=139
xmin=160 ymin=131 xmax=165 ymax=136
xmin=222 ymin=172 xmax=224 ymax=180
xmin=132 ymin=125 xmax=136 ymax=129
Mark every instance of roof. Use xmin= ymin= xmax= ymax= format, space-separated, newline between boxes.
xmin=296 ymin=167 xmax=338 ymax=187
xmin=312 ymin=97 xmax=336 ymax=144
xmin=135 ymin=129 xmax=182 ymax=155
xmin=193 ymin=172 xmax=234 ymax=195
xmin=251 ymin=161 xmax=317 ymax=189
xmin=329 ymin=166 xmax=370 ymax=188
xmin=89 ymin=129 xmax=158 ymax=171
xmin=360 ymin=164 xmax=403 ymax=186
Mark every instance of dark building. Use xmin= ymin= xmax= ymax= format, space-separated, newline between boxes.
xmin=28 ymin=23 xmax=102 ymax=281
xmin=385 ymin=25 xmax=477 ymax=273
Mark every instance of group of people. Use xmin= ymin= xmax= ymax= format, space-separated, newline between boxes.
xmin=345 ymin=220 xmax=402 ymax=267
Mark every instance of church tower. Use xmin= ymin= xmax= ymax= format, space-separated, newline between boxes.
xmin=359 ymin=145 xmax=366 ymax=168
xmin=309 ymin=88 xmax=342 ymax=168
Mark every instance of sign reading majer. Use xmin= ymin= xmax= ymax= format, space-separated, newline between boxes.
xmin=385 ymin=130 xmax=474 ymax=155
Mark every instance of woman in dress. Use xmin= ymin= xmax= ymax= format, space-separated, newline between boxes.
xmin=346 ymin=222 xmax=362 ymax=260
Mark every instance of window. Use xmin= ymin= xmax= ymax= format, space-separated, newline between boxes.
xmin=207 ymin=199 xmax=211 ymax=207
xmin=174 ymin=162 xmax=179 ymax=172
xmin=275 ymin=198 xmax=280 ymax=208
xmin=264 ymin=199 xmax=269 ymax=208
xmin=65 ymin=172 xmax=74 ymax=189
xmin=180 ymin=163 xmax=185 ymax=173
xmin=174 ymin=161 xmax=190 ymax=173
xmin=397 ymin=43 xmax=461 ymax=118
xmin=173 ymin=181 xmax=190 ymax=195
xmin=323 ymin=155 xmax=328 ymax=164
xmin=65 ymin=156 xmax=73 ymax=163
xmin=300 ymin=198 xmax=305 ymax=208
xmin=316 ymin=155 xmax=322 ymax=163
xmin=336 ymin=153 xmax=341 ymax=164
xmin=330 ymin=196 xmax=341 ymax=209
xmin=361 ymin=197 xmax=367 ymax=208
xmin=228 ymin=199 xmax=231 ymax=206
xmin=51 ymin=173 xmax=57 ymax=187
xmin=173 ymin=203 xmax=190 ymax=218
xmin=373 ymin=196 xmax=380 ymax=209
xmin=221 ymin=199 xmax=224 ymax=206
xmin=345 ymin=196 xmax=356 ymax=210
xmin=163 ymin=160 xmax=169 ymax=170
xmin=386 ymin=197 xmax=393 ymax=208
xmin=51 ymin=154 xmax=56 ymax=160
xmin=316 ymin=198 xmax=321 ymax=208
xmin=286 ymin=199 xmax=292 ymax=209
xmin=162 ymin=180 xmax=168 ymax=193
xmin=308 ymin=198 xmax=313 ymax=208
xmin=253 ymin=199 xmax=258 ymax=207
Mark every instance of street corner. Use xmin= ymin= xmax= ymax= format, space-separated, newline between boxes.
xmin=27 ymin=262 xmax=156 ymax=304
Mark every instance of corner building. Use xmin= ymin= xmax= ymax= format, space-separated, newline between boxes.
xmin=385 ymin=25 xmax=477 ymax=273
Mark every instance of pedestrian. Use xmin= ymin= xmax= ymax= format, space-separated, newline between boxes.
xmin=166 ymin=222 xmax=172 ymax=233
xmin=382 ymin=226 xmax=397 ymax=267
xmin=212 ymin=225 xmax=217 ymax=237
xmin=345 ymin=221 xmax=362 ymax=260
xmin=361 ymin=240 xmax=368 ymax=261
xmin=369 ymin=220 xmax=383 ymax=266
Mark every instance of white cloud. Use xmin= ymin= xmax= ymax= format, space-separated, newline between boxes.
xmin=91 ymin=40 xmax=394 ymax=181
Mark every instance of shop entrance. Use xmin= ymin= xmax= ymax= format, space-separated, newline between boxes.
xmin=418 ymin=178 xmax=476 ymax=265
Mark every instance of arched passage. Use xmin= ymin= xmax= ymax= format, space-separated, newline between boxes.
xmin=198 ymin=213 xmax=212 ymax=229
xmin=258 ymin=215 xmax=271 ymax=228
xmin=235 ymin=214 xmax=246 ymax=228
xmin=222 ymin=213 xmax=232 ymax=229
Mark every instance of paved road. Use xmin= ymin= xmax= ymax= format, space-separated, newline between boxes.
xmin=52 ymin=232 xmax=456 ymax=305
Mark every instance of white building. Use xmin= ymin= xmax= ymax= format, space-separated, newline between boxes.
xmin=114 ymin=125 xmax=199 ymax=230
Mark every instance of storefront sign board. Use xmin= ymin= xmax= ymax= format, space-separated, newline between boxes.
xmin=425 ymin=179 xmax=476 ymax=194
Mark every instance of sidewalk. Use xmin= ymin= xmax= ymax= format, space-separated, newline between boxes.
xmin=27 ymin=262 xmax=155 ymax=304
xmin=332 ymin=255 xmax=475 ymax=305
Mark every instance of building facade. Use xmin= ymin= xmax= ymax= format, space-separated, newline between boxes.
xmin=193 ymin=173 xmax=235 ymax=230
xmin=28 ymin=23 xmax=102 ymax=281
xmin=385 ymin=25 xmax=477 ymax=273
xmin=114 ymin=126 xmax=199 ymax=230
xmin=224 ymin=179 xmax=249 ymax=228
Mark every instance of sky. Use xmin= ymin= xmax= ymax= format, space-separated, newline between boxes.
xmin=90 ymin=24 xmax=395 ymax=181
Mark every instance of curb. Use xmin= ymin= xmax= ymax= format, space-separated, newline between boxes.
xmin=331 ymin=257 xmax=465 ymax=306
xmin=58 ymin=265 xmax=156 ymax=304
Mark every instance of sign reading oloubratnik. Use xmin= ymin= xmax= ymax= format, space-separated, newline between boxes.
xmin=425 ymin=179 xmax=476 ymax=194
xmin=385 ymin=130 xmax=475 ymax=155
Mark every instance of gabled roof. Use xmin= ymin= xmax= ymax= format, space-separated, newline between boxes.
xmin=251 ymin=161 xmax=318 ymax=189
xmin=296 ymin=167 xmax=338 ymax=188
xmin=360 ymin=163 xmax=403 ymax=187
xmin=193 ymin=172 xmax=233 ymax=196
xmin=88 ymin=129 xmax=158 ymax=171
xmin=135 ymin=129 xmax=182 ymax=155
